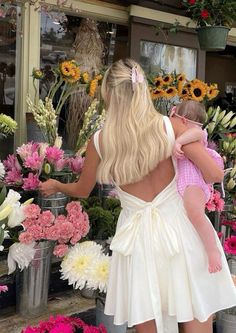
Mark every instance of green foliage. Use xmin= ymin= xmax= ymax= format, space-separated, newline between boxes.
xmin=82 ymin=196 xmax=121 ymax=241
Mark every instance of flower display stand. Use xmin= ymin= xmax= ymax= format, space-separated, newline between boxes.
xmin=197 ymin=26 xmax=230 ymax=51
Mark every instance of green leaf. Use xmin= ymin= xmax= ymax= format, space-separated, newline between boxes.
xmin=0 ymin=227 xmax=4 ymax=245
xmin=0 ymin=186 xmax=7 ymax=205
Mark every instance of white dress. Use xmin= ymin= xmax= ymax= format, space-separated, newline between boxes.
xmin=93 ymin=117 xmax=236 ymax=333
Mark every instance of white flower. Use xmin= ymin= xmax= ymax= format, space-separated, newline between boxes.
xmin=7 ymin=203 xmax=25 ymax=228
xmin=86 ymin=254 xmax=110 ymax=293
xmin=0 ymin=245 xmax=4 ymax=251
xmin=0 ymin=161 xmax=5 ymax=180
xmin=1 ymin=189 xmax=21 ymax=209
xmin=60 ymin=241 xmax=110 ymax=293
xmin=7 ymin=242 xmax=36 ymax=274
xmin=54 ymin=136 xmax=62 ymax=148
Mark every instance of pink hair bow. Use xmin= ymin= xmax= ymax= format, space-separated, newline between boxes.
xmin=131 ymin=66 xmax=144 ymax=91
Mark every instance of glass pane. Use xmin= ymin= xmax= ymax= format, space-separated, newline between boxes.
xmin=0 ymin=4 xmax=20 ymax=158
xmin=140 ymin=40 xmax=197 ymax=79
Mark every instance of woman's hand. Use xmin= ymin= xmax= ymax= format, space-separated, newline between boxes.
xmin=38 ymin=179 xmax=59 ymax=197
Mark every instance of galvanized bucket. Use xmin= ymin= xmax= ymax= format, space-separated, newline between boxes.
xmin=96 ymin=297 xmax=127 ymax=333
xmin=37 ymin=192 xmax=69 ymax=216
xmin=16 ymin=241 xmax=53 ymax=318
xmin=216 ymin=309 xmax=236 ymax=333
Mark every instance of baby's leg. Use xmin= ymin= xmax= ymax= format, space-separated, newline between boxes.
xmin=183 ymin=185 xmax=222 ymax=273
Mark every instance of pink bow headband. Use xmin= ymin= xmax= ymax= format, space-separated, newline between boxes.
xmin=131 ymin=66 xmax=144 ymax=91
xmin=169 ymin=106 xmax=203 ymax=126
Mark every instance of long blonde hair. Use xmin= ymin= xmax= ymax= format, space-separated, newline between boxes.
xmin=97 ymin=58 xmax=171 ymax=185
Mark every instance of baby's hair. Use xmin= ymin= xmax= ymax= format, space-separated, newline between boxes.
xmin=176 ymin=100 xmax=206 ymax=124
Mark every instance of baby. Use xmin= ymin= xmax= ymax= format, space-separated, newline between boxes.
xmin=170 ymin=100 xmax=223 ymax=273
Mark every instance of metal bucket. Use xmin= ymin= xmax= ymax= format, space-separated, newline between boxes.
xmin=228 ymin=256 xmax=236 ymax=275
xmin=16 ymin=241 xmax=53 ymax=318
xmin=96 ymin=297 xmax=127 ymax=333
xmin=216 ymin=310 xmax=236 ymax=333
xmin=37 ymin=192 xmax=69 ymax=216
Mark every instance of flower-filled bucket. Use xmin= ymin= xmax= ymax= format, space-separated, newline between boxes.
xmin=197 ymin=26 xmax=230 ymax=51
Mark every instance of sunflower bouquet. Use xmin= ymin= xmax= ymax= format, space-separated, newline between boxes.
xmin=148 ymin=71 xmax=219 ymax=115
xmin=27 ymin=62 xmax=103 ymax=145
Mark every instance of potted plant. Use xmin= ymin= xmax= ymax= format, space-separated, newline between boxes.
xmin=182 ymin=0 xmax=236 ymax=51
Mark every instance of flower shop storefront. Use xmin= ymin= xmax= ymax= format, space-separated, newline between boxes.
xmin=0 ymin=0 xmax=236 ymax=332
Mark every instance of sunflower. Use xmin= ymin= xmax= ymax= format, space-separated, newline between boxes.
xmin=189 ymin=81 xmax=207 ymax=101
xmin=60 ymin=61 xmax=73 ymax=77
xmin=177 ymin=81 xmax=185 ymax=95
xmin=164 ymin=86 xmax=178 ymax=99
xmin=207 ymin=85 xmax=219 ymax=100
xmin=95 ymin=74 xmax=103 ymax=81
xmin=179 ymin=87 xmax=189 ymax=100
xmin=162 ymin=74 xmax=173 ymax=85
xmin=151 ymin=88 xmax=166 ymax=99
xmin=32 ymin=68 xmax=44 ymax=80
xmin=154 ymin=76 xmax=164 ymax=88
xmin=89 ymin=79 xmax=98 ymax=97
xmin=177 ymin=73 xmax=186 ymax=83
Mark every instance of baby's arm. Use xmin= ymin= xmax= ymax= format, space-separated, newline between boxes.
xmin=173 ymin=127 xmax=204 ymax=158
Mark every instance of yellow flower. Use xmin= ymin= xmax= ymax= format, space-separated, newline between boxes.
xmin=151 ymin=89 xmax=166 ymax=99
xmin=179 ymin=87 xmax=190 ymax=100
xmin=95 ymin=74 xmax=103 ymax=81
xmin=189 ymin=80 xmax=207 ymax=101
xmin=162 ymin=74 xmax=173 ymax=85
xmin=207 ymin=85 xmax=219 ymax=100
xmin=165 ymin=86 xmax=178 ymax=99
xmin=89 ymin=79 xmax=98 ymax=97
xmin=32 ymin=68 xmax=44 ymax=80
xmin=177 ymin=73 xmax=186 ymax=83
xmin=60 ymin=61 xmax=73 ymax=77
xmin=82 ymin=72 xmax=90 ymax=83
xmin=154 ymin=76 xmax=164 ymax=88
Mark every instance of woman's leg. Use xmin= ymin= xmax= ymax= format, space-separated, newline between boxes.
xmin=181 ymin=316 xmax=213 ymax=333
xmin=135 ymin=319 xmax=157 ymax=333
xmin=183 ymin=185 xmax=222 ymax=273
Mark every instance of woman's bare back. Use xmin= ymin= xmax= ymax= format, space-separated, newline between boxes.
xmin=120 ymin=157 xmax=175 ymax=202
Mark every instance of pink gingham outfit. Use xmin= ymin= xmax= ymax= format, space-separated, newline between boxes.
xmin=177 ymin=129 xmax=223 ymax=202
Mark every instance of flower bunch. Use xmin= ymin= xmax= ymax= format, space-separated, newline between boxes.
xmin=8 ymin=201 xmax=90 ymax=273
xmin=203 ymin=106 xmax=236 ymax=141
xmin=75 ymin=99 xmax=105 ymax=153
xmin=28 ymin=62 xmax=103 ymax=145
xmin=224 ymin=236 xmax=236 ymax=256
xmin=21 ymin=314 xmax=107 ymax=333
xmin=182 ymin=0 xmax=236 ymax=28
xmin=61 ymin=241 xmax=110 ymax=294
xmin=2 ymin=142 xmax=84 ymax=190
xmin=0 ymin=113 xmax=17 ymax=139
xmin=0 ymin=187 xmax=33 ymax=253
xmin=205 ymin=188 xmax=225 ymax=212
xmin=223 ymin=167 xmax=236 ymax=211
xmin=219 ymin=133 xmax=236 ymax=164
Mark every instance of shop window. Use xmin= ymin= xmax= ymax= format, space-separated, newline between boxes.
xmin=40 ymin=12 xmax=128 ymax=148
xmin=140 ymin=40 xmax=197 ymax=79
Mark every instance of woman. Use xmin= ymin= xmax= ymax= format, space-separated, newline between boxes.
xmin=39 ymin=59 xmax=236 ymax=333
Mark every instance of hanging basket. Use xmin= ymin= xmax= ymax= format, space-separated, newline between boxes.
xmin=197 ymin=26 xmax=230 ymax=51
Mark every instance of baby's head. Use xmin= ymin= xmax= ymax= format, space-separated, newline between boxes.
xmin=175 ymin=100 xmax=206 ymax=127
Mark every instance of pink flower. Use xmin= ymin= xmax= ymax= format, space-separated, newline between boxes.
xmin=23 ymin=218 xmax=37 ymax=229
xmin=217 ymin=232 xmax=223 ymax=240
xmin=19 ymin=232 xmax=34 ymax=244
xmin=68 ymin=156 xmax=84 ymax=174
xmin=108 ymin=189 xmax=118 ymax=198
xmin=17 ymin=142 xmax=39 ymax=160
xmin=84 ymin=326 xmax=100 ymax=333
xmin=66 ymin=201 xmax=82 ymax=215
xmin=53 ymin=244 xmax=68 ymax=258
xmin=24 ymin=152 xmax=44 ymax=171
xmin=5 ymin=169 xmax=23 ymax=184
xmin=49 ymin=322 xmax=73 ymax=333
xmin=3 ymin=154 xmax=21 ymax=171
xmin=56 ymin=221 xmax=75 ymax=243
xmin=45 ymin=225 xmax=60 ymax=241
xmin=224 ymin=236 xmax=236 ymax=255
xmin=188 ymin=0 xmax=196 ymax=4
xmin=45 ymin=146 xmax=64 ymax=164
xmin=70 ymin=232 xmax=82 ymax=245
xmin=54 ymin=158 xmax=67 ymax=171
xmin=22 ymin=173 xmax=40 ymax=190
xmin=38 ymin=211 xmax=55 ymax=227
xmin=24 ymin=204 xmax=41 ymax=219
xmin=54 ymin=215 xmax=67 ymax=224
xmin=22 ymin=327 xmax=40 ymax=333
xmin=98 ymin=324 xmax=107 ymax=333
xmin=0 ymin=285 xmax=8 ymax=293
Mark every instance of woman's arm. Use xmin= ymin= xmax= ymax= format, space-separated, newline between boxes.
xmin=39 ymin=137 xmax=100 ymax=198
xmin=170 ymin=117 xmax=224 ymax=183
